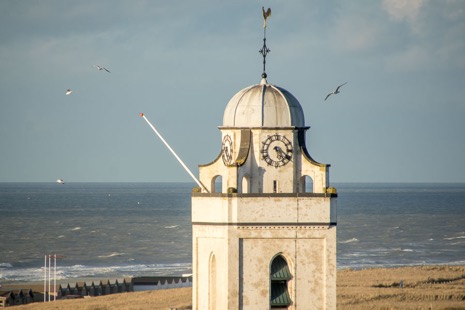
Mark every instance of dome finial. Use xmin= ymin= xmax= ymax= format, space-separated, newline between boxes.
xmin=259 ymin=7 xmax=271 ymax=80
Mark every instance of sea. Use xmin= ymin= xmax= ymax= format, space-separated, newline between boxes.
xmin=1 ymin=182 xmax=464 ymax=284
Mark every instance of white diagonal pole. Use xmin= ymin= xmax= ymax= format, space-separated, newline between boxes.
xmin=139 ymin=113 xmax=209 ymax=193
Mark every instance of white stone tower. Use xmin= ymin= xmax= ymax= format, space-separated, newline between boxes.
xmin=191 ymin=10 xmax=337 ymax=309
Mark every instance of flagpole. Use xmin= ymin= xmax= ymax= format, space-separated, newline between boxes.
xmin=54 ymin=254 xmax=56 ymax=301
xmin=43 ymin=255 xmax=47 ymax=302
xmin=48 ymin=255 xmax=51 ymax=302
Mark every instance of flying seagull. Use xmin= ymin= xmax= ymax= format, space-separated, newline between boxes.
xmin=65 ymin=89 xmax=73 ymax=95
xmin=262 ymin=7 xmax=271 ymax=28
xmin=325 ymin=82 xmax=347 ymax=101
xmin=92 ymin=65 xmax=110 ymax=73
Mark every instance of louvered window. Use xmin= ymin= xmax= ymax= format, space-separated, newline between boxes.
xmin=270 ymin=255 xmax=292 ymax=308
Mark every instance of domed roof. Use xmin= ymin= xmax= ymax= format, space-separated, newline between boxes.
xmin=223 ymin=78 xmax=305 ymax=127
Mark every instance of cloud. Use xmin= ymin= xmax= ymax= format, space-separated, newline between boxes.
xmin=382 ymin=0 xmax=426 ymax=25
xmin=377 ymin=1 xmax=465 ymax=72
xmin=332 ymin=17 xmax=380 ymax=52
xmin=325 ymin=3 xmax=388 ymax=54
xmin=385 ymin=45 xmax=430 ymax=72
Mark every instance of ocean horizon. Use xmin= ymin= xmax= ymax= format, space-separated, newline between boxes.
xmin=1 ymin=182 xmax=464 ymax=284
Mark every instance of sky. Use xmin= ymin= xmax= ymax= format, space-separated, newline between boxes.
xmin=1 ymin=0 xmax=464 ymax=183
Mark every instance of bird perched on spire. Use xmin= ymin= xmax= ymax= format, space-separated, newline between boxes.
xmin=262 ymin=7 xmax=271 ymax=28
xmin=325 ymin=82 xmax=347 ymax=101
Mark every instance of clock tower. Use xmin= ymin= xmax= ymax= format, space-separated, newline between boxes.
xmin=191 ymin=9 xmax=337 ymax=309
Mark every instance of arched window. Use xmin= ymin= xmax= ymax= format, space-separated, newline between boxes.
xmin=241 ymin=175 xmax=250 ymax=193
xmin=300 ymin=175 xmax=314 ymax=193
xmin=212 ymin=175 xmax=223 ymax=193
xmin=270 ymin=255 xmax=292 ymax=308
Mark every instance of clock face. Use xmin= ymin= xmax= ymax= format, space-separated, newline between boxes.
xmin=261 ymin=134 xmax=293 ymax=167
xmin=221 ymin=134 xmax=233 ymax=165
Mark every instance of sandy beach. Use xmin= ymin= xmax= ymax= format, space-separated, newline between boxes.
xmin=2 ymin=265 xmax=463 ymax=309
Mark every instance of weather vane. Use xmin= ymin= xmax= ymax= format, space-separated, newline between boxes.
xmin=260 ymin=7 xmax=272 ymax=79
